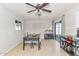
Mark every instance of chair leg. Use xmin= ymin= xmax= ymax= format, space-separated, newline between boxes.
xmin=30 ymin=41 xmax=34 ymax=48
xmin=75 ymin=46 xmax=77 ymax=56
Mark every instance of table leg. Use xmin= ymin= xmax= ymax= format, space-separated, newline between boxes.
xmin=38 ymin=42 xmax=41 ymax=50
xmin=23 ymin=39 xmax=25 ymax=50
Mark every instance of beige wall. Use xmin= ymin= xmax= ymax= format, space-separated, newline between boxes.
xmin=61 ymin=15 xmax=65 ymax=35
xmin=64 ymin=4 xmax=79 ymax=35
xmin=24 ymin=15 xmax=53 ymax=34
xmin=0 ymin=5 xmax=23 ymax=55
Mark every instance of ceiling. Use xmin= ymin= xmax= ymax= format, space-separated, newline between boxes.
xmin=0 ymin=3 xmax=77 ymax=20
xmin=0 ymin=3 xmax=78 ymax=33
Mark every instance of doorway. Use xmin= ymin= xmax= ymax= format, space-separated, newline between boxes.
xmin=55 ymin=21 xmax=62 ymax=42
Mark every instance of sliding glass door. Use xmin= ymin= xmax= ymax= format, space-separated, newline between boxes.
xmin=55 ymin=21 xmax=62 ymax=41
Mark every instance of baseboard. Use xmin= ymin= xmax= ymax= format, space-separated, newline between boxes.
xmin=0 ymin=42 xmax=21 ymax=56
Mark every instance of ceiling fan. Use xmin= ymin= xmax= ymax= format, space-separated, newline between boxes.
xmin=25 ymin=3 xmax=52 ymax=16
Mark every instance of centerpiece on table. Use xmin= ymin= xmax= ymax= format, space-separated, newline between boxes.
xmin=32 ymin=33 xmax=37 ymax=38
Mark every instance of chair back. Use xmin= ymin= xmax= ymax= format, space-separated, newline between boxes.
xmin=66 ymin=36 xmax=73 ymax=40
xmin=27 ymin=33 xmax=40 ymax=40
xmin=66 ymin=36 xmax=73 ymax=44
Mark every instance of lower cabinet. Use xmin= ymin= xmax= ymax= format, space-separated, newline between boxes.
xmin=44 ymin=34 xmax=54 ymax=39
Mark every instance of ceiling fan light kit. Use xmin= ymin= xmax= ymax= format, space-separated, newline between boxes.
xmin=36 ymin=11 xmax=41 ymax=16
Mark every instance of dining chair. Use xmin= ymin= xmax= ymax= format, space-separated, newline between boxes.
xmin=73 ymin=37 xmax=79 ymax=56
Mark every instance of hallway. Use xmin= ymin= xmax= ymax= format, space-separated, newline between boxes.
xmin=5 ymin=40 xmax=69 ymax=56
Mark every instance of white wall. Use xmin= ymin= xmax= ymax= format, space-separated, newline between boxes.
xmin=63 ymin=4 xmax=79 ymax=35
xmin=24 ymin=14 xmax=53 ymax=34
xmin=76 ymin=12 xmax=79 ymax=28
xmin=0 ymin=5 xmax=23 ymax=55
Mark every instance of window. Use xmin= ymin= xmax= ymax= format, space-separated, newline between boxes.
xmin=15 ymin=20 xmax=22 ymax=30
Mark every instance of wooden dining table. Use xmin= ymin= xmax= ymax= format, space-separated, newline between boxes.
xmin=23 ymin=34 xmax=41 ymax=50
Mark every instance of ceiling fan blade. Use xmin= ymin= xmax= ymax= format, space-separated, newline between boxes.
xmin=27 ymin=9 xmax=36 ymax=13
xmin=42 ymin=9 xmax=52 ymax=13
xmin=40 ymin=3 xmax=49 ymax=9
xmin=25 ymin=3 xmax=36 ymax=8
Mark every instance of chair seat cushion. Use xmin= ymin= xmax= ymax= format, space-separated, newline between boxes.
xmin=66 ymin=41 xmax=73 ymax=44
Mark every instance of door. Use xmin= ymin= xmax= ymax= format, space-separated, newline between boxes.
xmin=55 ymin=21 xmax=62 ymax=41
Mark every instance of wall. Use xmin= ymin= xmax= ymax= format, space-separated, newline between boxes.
xmin=24 ymin=14 xmax=53 ymax=34
xmin=0 ymin=5 xmax=23 ymax=55
xmin=63 ymin=4 xmax=79 ymax=35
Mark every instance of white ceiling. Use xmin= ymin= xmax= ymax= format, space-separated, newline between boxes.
xmin=0 ymin=3 xmax=78 ymax=33
xmin=0 ymin=3 xmax=77 ymax=20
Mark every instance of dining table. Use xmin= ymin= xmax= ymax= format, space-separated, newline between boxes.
xmin=23 ymin=34 xmax=41 ymax=50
